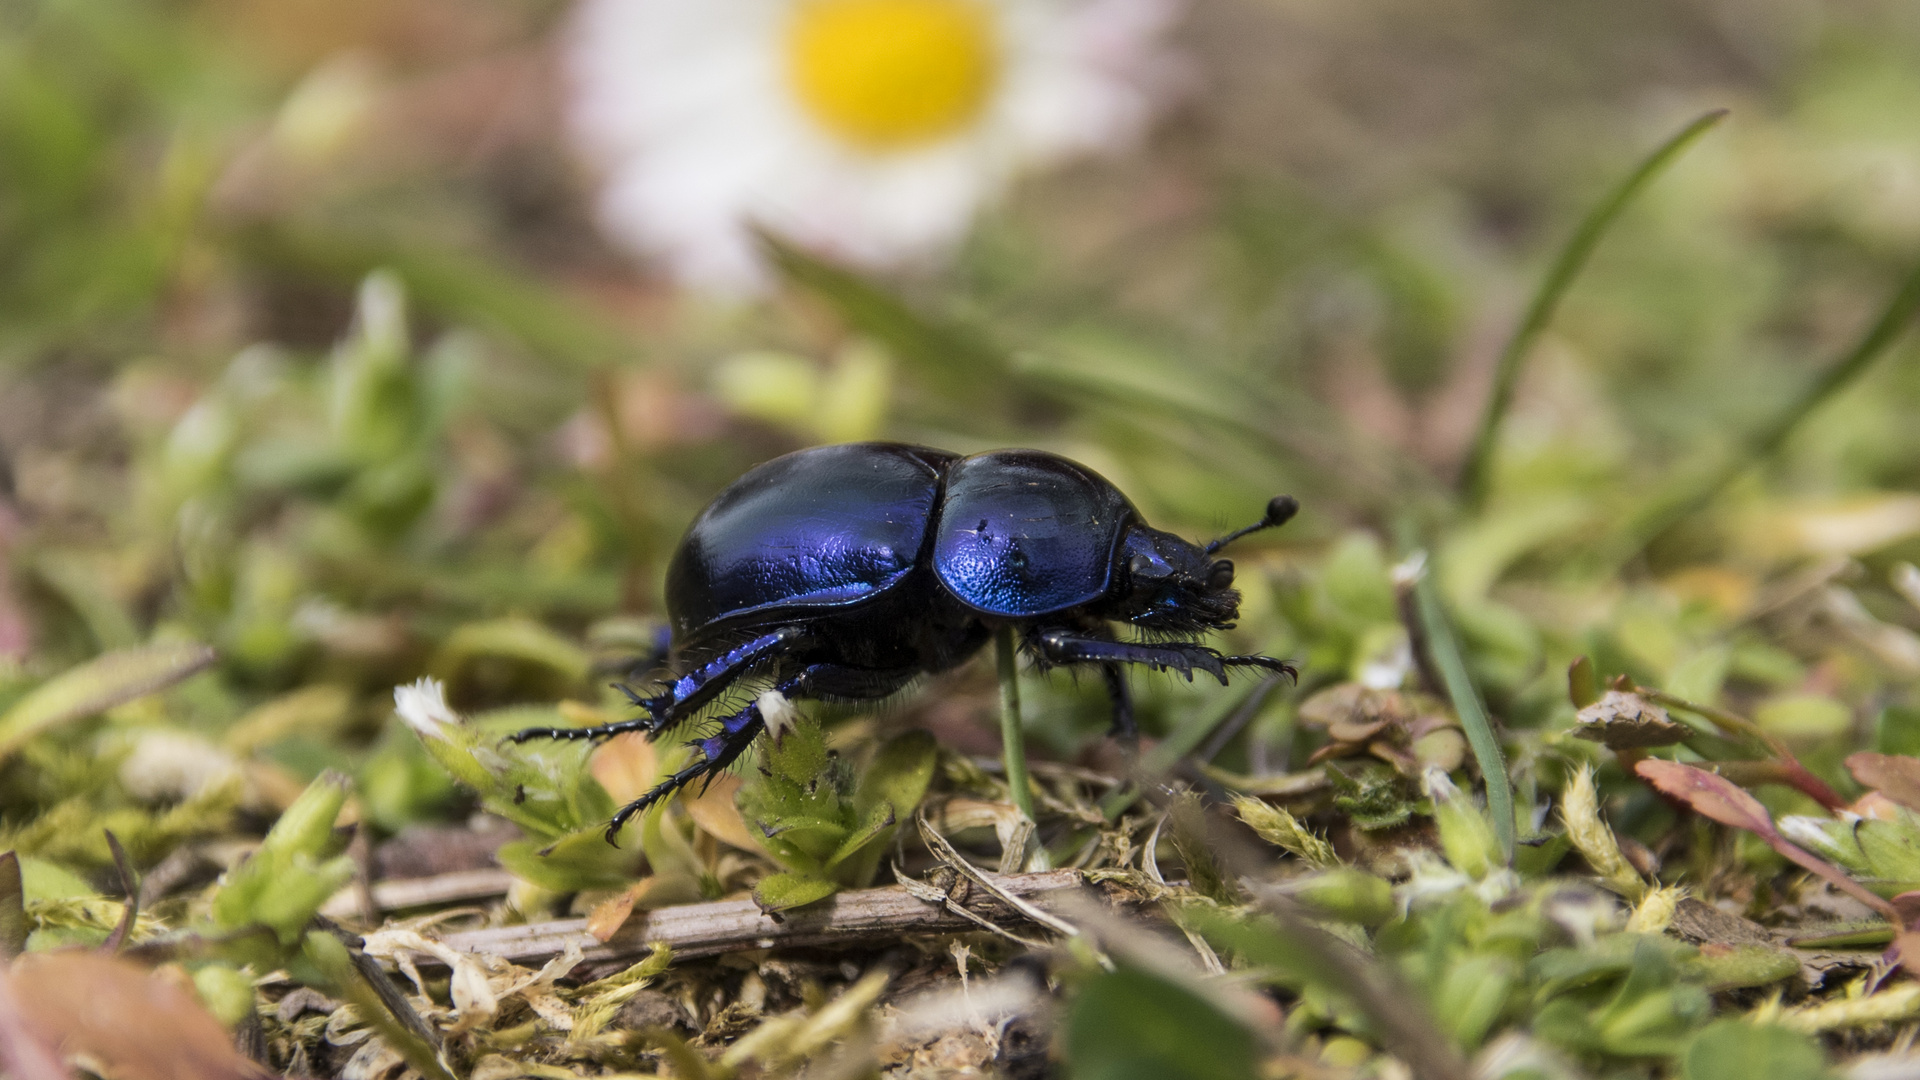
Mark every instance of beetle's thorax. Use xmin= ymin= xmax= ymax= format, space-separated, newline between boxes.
xmin=1105 ymin=524 xmax=1240 ymax=632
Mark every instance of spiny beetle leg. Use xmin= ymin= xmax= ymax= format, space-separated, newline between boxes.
xmin=503 ymin=714 xmax=654 ymax=745
xmin=601 ymin=689 xmax=777 ymax=845
xmin=1033 ymin=631 xmax=1232 ymax=684
xmin=1218 ymin=654 xmax=1300 ymax=682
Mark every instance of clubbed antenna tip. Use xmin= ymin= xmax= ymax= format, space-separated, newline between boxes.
xmin=1205 ymin=494 xmax=1301 ymax=555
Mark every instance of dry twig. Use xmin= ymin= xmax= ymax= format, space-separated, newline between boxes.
xmin=433 ymin=870 xmax=1088 ymax=966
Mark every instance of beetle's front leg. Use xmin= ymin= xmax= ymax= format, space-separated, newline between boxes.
xmin=1031 ymin=629 xmax=1297 ymax=686
xmin=506 ymin=625 xmax=811 ymax=746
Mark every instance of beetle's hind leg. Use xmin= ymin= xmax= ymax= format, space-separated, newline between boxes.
xmin=601 ymin=687 xmax=780 ymax=844
xmin=1101 ymin=663 xmax=1137 ymax=741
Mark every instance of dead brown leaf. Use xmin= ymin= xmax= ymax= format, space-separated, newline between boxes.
xmin=587 ymin=881 xmax=645 ymax=942
xmin=590 ymin=730 xmax=658 ymax=805
xmin=1573 ymin=690 xmax=1689 ymax=749
xmin=1297 ymin=683 xmax=1462 ymax=774
xmin=4 ymin=951 xmax=274 ymax=1080
xmin=682 ymin=773 xmax=765 ymax=853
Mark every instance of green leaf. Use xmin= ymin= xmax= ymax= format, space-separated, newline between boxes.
xmin=261 ymin=770 xmax=354 ymax=863
xmin=1682 ymin=1021 xmax=1827 ymax=1080
xmin=1429 ymin=773 xmax=1501 ymax=880
xmin=751 ymin=871 xmax=839 ymax=913
xmin=251 ymin=855 xmax=356 ymax=945
xmin=1285 ymin=869 xmax=1395 ymax=927
xmin=210 ymin=772 xmax=354 ymax=951
xmin=852 ymin=730 xmax=937 ymax=820
xmin=1679 ymin=945 xmax=1801 ymax=992
xmin=1408 ymin=566 xmax=1514 ymax=862
xmin=17 ymin=857 xmax=94 ymax=902
xmin=760 ymin=713 xmax=834 ymax=791
xmin=496 ymin=829 xmax=645 ymax=893
xmin=825 ymin=802 xmax=896 ymax=870
xmin=758 ymin=816 xmax=852 ymax=854
xmin=0 ymin=642 xmax=217 ymax=762
xmin=1854 ymin=814 xmax=1920 ymax=888
xmin=1529 ymin=934 xmax=1668 ymax=999
xmin=192 ymin=963 xmax=260 ymax=1029
xmin=1065 ymin=964 xmax=1258 ymax=1080
xmin=1431 ymin=954 xmax=1516 ymax=1051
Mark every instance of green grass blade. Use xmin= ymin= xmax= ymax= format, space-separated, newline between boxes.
xmin=1459 ymin=109 xmax=1728 ymax=509
xmin=993 ymin=626 xmax=1048 ymax=870
xmin=1410 ymin=563 xmax=1515 ymax=862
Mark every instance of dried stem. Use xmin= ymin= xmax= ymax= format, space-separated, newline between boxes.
xmin=431 ymin=870 xmax=1087 ymax=968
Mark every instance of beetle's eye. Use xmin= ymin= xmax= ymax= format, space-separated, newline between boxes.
xmin=1208 ymin=560 xmax=1234 ymax=591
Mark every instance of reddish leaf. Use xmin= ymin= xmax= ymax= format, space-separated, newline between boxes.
xmin=0 ymin=968 xmax=70 ymax=1080
xmin=1847 ymin=752 xmax=1920 ymax=814
xmin=1634 ymin=760 xmax=1777 ymax=837
xmin=1636 ymin=759 xmax=1900 ymax=923
xmin=1896 ymin=931 xmax=1920 ymax=979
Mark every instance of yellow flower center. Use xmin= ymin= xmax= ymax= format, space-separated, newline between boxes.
xmin=785 ymin=0 xmax=999 ymax=150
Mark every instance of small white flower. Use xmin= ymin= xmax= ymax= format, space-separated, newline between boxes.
xmin=394 ymin=677 xmax=460 ymax=740
xmin=758 ymin=688 xmax=802 ymax=740
xmin=567 ymin=0 xmax=1185 ymax=292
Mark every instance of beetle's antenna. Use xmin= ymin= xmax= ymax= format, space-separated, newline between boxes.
xmin=1204 ymin=495 xmax=1300 ymax=555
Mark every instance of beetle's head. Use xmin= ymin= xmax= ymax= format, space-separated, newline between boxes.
xmin=1112 ymin=496 xmax=1299 ymax=633
xmin=1114 ymin=526 xmax=1241 ymax=632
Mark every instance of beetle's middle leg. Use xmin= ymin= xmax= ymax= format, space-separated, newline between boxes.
xmin=1100 ymin=663 xmax=1137 ymax=740
xmin=506 ymin=625 xmax=811 ymax=746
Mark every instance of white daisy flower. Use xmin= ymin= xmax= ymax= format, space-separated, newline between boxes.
xmin=566 ymin=0 xmax=1185 ymax=293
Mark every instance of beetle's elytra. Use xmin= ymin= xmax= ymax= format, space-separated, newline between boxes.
xmin=510 ymin=442 xmax=1299 ymax=841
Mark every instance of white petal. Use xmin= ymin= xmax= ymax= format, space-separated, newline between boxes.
xmin=394 ymin=677 xmax=459 ymax=739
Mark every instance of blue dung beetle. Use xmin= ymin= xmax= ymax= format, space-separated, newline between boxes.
xmin=509 ymin=442 xmax=1299 ymax=841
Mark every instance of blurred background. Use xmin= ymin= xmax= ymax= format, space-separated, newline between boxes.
xmin=6 ymin=0 xmax=1920 ymax=851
